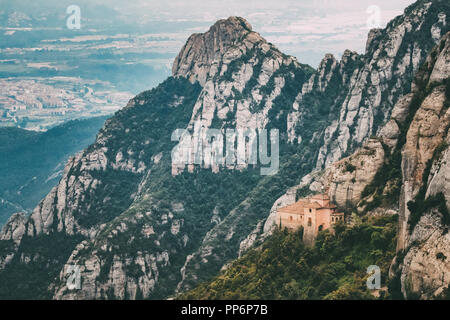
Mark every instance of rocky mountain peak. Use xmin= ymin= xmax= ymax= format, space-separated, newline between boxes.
xmin=172 ymin=16 xmax=255 ymax=86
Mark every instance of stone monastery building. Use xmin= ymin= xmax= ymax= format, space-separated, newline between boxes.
xmin=276 ymin=193 xmax=344 ymax=245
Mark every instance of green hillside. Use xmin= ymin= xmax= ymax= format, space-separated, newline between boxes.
xmin=180 ymin=215 xmax=398 ymax=300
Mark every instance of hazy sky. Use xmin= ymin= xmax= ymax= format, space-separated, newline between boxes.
xmin=1 ymin=0 xmax=417 ymax=67
xmin=113 ymin=0 xmax=416 ymax=67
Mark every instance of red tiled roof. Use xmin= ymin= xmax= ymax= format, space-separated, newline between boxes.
xmin=277 ymin=194 xmax=339 ymax=214
xmin=278 ymin=201 xmax=305 ymax=214
xmin=304 ymin=202 xmax=321 ymax=209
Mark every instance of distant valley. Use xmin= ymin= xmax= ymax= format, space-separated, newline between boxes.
xmin=0 ymin=0 xmax=187 ymax=130
xmin=0 ymin=116 xmax=107 ymax=226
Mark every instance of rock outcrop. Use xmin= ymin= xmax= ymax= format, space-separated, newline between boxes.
xmin=400 ymin=211 xmax=450 ymax=298
xmin=391 ymin=31 xmax=450 ymax=299
xmin=171 ymin=17 xmax=313 ymax=175
xmin=397 ymin=32 xmax=450 ymax=253
xmin=309 ymin=1 xmax=449 ymax=169
xmin=172 ymin=16 xmax=252 ymax=86
xmin=0 ymin=212 xmax=26 ymax=269
xmin=0 ymin=212 xmax=26 ymax=245
xmin=178 ymin=3 xmax=450 ymax=289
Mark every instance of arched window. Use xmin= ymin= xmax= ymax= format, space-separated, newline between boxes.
xmin=318 ymin=225 xmax=323 ymax=232
xmin=308 ymin=218 xmax=312 ymax=227
xmin=289 ymin=216 xmax=293 ymax=222
xmin=309 ymin=208 xmax=312 ymax=213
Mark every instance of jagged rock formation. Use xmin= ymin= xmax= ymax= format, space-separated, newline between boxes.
xmin=171 ymin=16 xmax=312 ymax=175
xmin=274 ymin=30 xmax=450 ymax=299
xmin=307 ymin=1 xmax=449 ymax=169
xmin=237 ymin=0 xmax=449 ymax=258
xmin=0 ymin=77 xmax=203 ymax=299
xmin=0 ymin=212 xmax=26 ymax=245
xmin=177 ymin=1 xmax=450 ymax=293
xmin=186 ymin=27 xmax=450 ymax=297
xmin=0 ymin=0 xmax=449 ymax=300
xmin=172 ymin=17 xmax=253 ymax=86
xmin=0 ymin=117 xmax=109 ymax=228
xmin=398 ymin=88 xmax=449 ymax=250
xmin=391 ymin=31 xmax=450 ymax=299
xmin=0 ymin=213 xmax=26 ymax=269
xmin=0 ymin=15 xmax=314 ymax=299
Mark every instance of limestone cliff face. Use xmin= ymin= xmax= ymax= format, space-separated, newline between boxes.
xmin=238 ymin=5 xmax=450 ymax=286
xmin=397 ymin=90 xmax=449 ymax=251
xmin=171 ymin=17 xmax=313 ymax=175
xmin=0 ymin=212 xmax=26 ymax=245
xmin=427 ymin=133 xmax=450 ymax=208
xmin=288 ymin=50 xmax=361 ymax=145
xmin=0 ymin=109 xmax=148 ymax=270
xmin=238 ymin=81 xmax=421 ymax=251
xmin=0 ymin=15 xmax=312 ymax=300
xmin=397 ymin=32 xmax=450 ymax=252
xmin=179 ymin=3 xmax=450 ymax=285
xmin=294 ymin=138 xmax=386 ymax=210
xmin=284 ymin=31 xmax=450 ymax=300
xmin=51 ymin=212 xmax=171 ymax=300
xmin=308 ymin=1 xmax=449 ymax=169
xmin=399 ymin=211 xmax=450 ymax=299
xmin=398 ymin=115 xmax=450 ymax=298
xmin=390 ymin=31 xmax=450 ymax=299
xmin=281 ymin=30 xmax=450 ymax=300
xmin=323 ymin=139 xmax=386 ymax=209
xmin=246 ymin=137 xmax=386 ymax=246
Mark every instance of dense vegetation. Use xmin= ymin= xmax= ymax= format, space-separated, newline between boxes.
xmin=180 ymin=215 xmax=398 ymax=300
xmin=0 ymin=232 xmax=83 ymax=299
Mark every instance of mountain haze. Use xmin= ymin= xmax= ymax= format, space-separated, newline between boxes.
xmin=0 ymin=117 xmax=108 ymax=227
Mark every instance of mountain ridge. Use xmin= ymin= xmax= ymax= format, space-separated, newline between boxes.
xmin=0 ymin=0 xmax=449 ymax=300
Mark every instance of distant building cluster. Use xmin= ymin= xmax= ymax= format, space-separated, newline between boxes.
xmin=0 ymin=78 xmax=132 ymax=131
